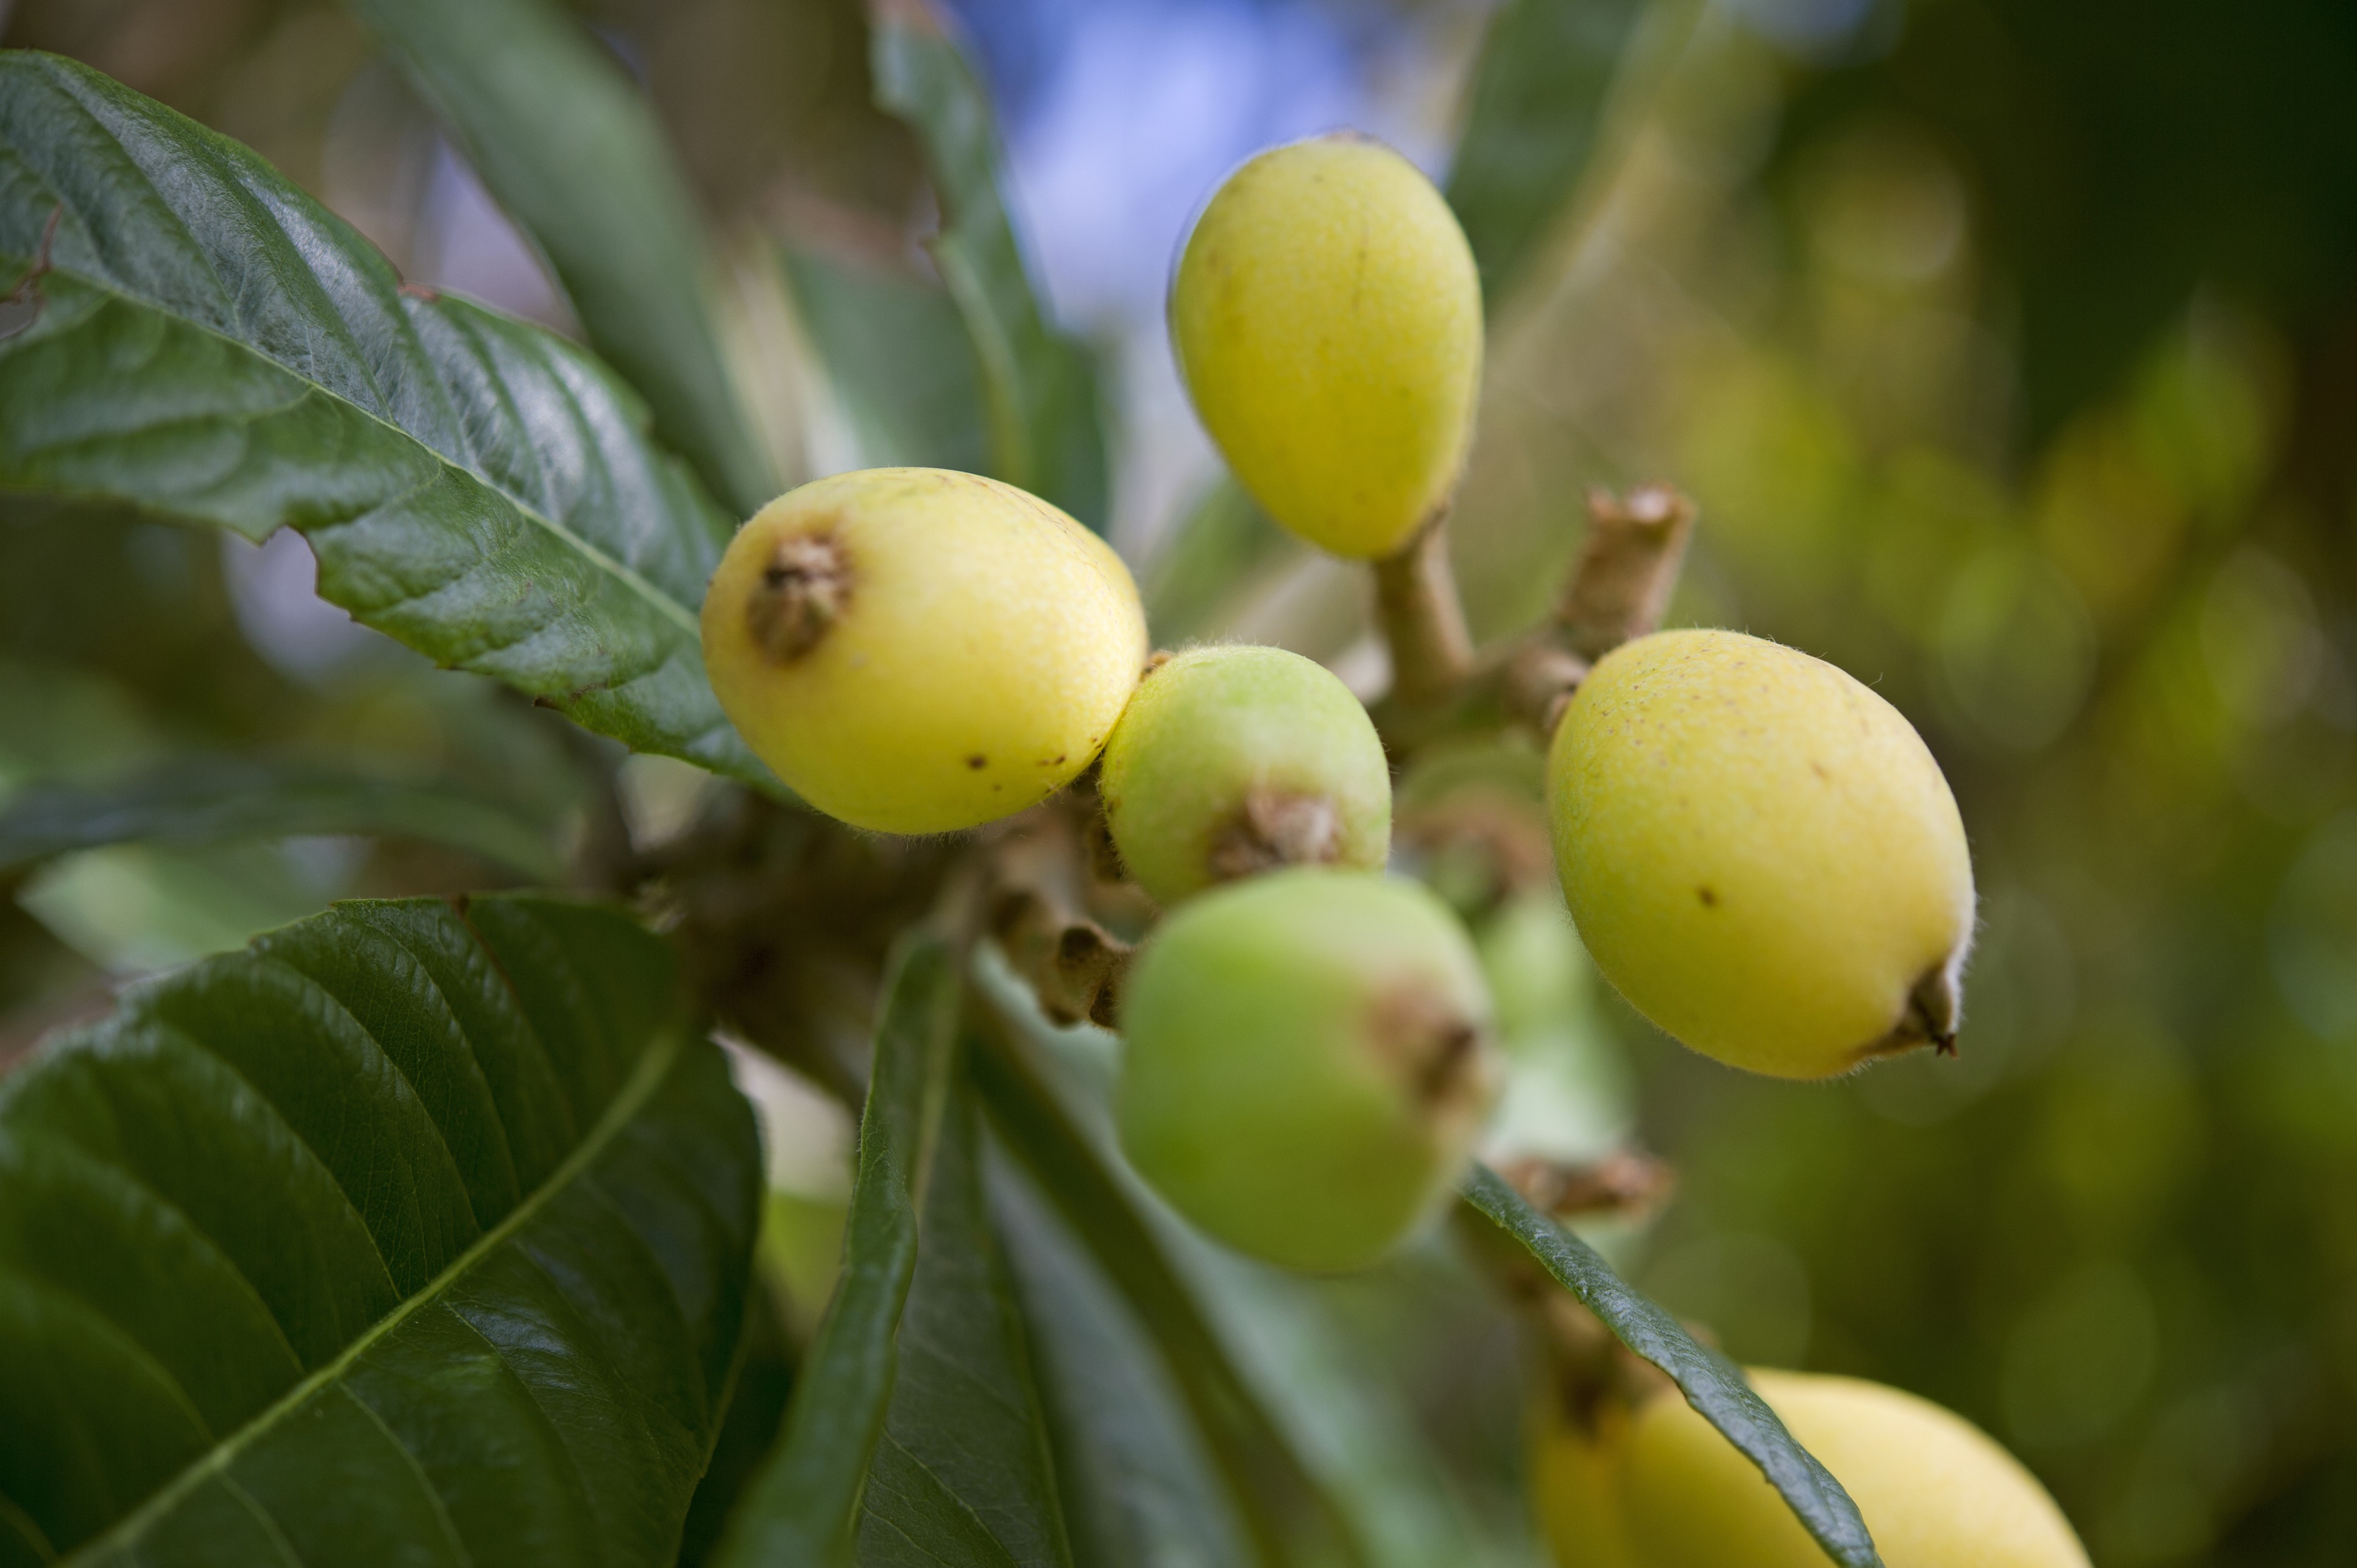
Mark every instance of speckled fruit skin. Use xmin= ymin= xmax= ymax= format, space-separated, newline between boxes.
xmin=1171 ymin=135 xmax=1482 ymax=560
xmin=701 ymin=467 xmax=1146 ymax=835
xmin=1618 ymin=1372 xmax=2089 ymax=1568
xmin=1098 ymin=645 xmax=1392 ymax=905
xmin=1545 ymin=629 xmax=1974 ymax=1079
xmin=1118 ymin=869 xmax=1500 ymax=1272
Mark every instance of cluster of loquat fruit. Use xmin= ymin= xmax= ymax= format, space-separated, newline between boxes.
xmin=701 ymin=134 xmax=2080 ymax=1567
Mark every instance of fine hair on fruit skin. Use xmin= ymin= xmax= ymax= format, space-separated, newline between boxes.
xmin=1170 ymin=133 xmax=1483 ymax=561
xmin=699 ymin=467 xmax=1147 ymax=836
xmin=1545 ymin=628 xmax=1976 ymax=1080
xmin=1117 ymin=868 xmax=1501 ymax=1273
xmin=1097 ymin=643 xmax=1392 ymax=906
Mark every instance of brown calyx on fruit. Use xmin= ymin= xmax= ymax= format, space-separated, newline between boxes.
xmin=1207 ymin=788 xmax=1341 ymax=881
xmin=1370 ymin=986 xmax=1495 ymax=1113
xmin=1859 ymin=959 xmax=1965 ymax=1064
xmin=747 ymin=529 xmax=851 ymax=662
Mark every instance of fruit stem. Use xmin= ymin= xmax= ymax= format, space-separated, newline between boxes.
xmin=1372 ymin=511 xmax=1476 ymax=705
xmin=1554 ymin=485 xmax=1698 ymax=662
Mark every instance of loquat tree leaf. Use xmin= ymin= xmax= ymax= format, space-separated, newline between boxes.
xmin=853 ymin=1072 xmax=1074 ymax=1568
xmin=867 ymin=1 xmax=1110 ymax=530
xmin=779 ymin=244 xmax=990 ymax=477
xmin=713 ymin=936 xmax=962 ymax=1568
xmin=344 ymin=0 xmax=780 ymax=520
xmin=968 ymin=992 xmax=1371 ymax=1567
xmin=0 ymin=757 xmax=565 ymax=883
xmin=1461 ymin=1163 xmax=1884 ymax=1568
xmin=1446 ymin=0 xmax=1656 ymax=311
xmin=1139 ymin=477 xmax=1302 ymax=648
xmin=989 ymin=1153 xmax=1252 ymax=1568
xmin=0 ymin=54 xmax=773 ymax=789
xmin=0 ymin=893 xmax=764 ymax=1568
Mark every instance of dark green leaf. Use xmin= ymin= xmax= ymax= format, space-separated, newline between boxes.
xmin=1446 ymin=0 xmax=1652 ymax=308
xmin=989 ymin=1150 xmax=1250 ymax=1568
xmin=345 ymin=0 xmax=779 ymax=519
xmin=0 ymin=892 xmax=764 ymax=1567
xmin=714 ymin=936 xmax=962 ymax=1568
xmin=0 ymin=54 xmax=771 ymax=788
xmin=781 ymin=244 xmax=991 ymax=476
xmin=968 ymin=998 xmax=1367 ymax=1567
xmin=1461 ymin=1163 xmax=1882 ymax=1568
xmin=869 ymin=6 xmax=1109 ymax=529
xmin=678 ymin=1277 xmax=798 ymax=1568
xmin=855 ymin=1074 xmax=1074 ymax=1568
xmin=0 ymin=758 xmax=565 ymax=881
xmin=1140 ymin=478 xmax=1302 ymax=647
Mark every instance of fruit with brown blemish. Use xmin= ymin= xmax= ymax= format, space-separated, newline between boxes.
xmin=1097 ymin=644 xmax=1392 ymax=905
xmin=1544 ymin=628 xmax=1976 ymax=1079
xmin=700 ymin=467 xmax=1147 ymax=834
xmin=1117 ymin=868 xmax=1501 ymax=1271
xmin=1171 ymin=134 xmax=1483 ymax=559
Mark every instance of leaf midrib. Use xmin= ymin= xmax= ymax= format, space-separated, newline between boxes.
xmin=62 ymin=1019 xmax=690 ymax=1566
xmin=7 ymin=247 xmax=706 ymax=642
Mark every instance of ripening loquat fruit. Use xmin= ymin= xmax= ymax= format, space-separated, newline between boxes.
xmin=1171 ymin=135 xmax=1483 ymax=560
xmin=1117 ymin=869 xmax=1500 ymax=1271
xmin=700 ymin=468 xmax=1147 ymax=835
xmin=1545 ymin=629 xmax=1974 ymax=1079
xmin=1614 ymin=1371 xmax=2089 ymax=1568
xmin=1097 ymin=644 xmax=1391 ymax=905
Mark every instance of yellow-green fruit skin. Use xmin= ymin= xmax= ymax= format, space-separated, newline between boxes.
xmin=1533 ymin=1410 xmax=1643 ymax=1568
xmin=1098 ymin=645 xmax=1391 ymax=905
xmin=700 ymin=467 xmax=1146 ymax=835
xmin=1546 ymin=629 xmax=1974 ymax=1079
xmin=1171 ymin=136 xmax=1481 ymax=559
xmin=1617 ymin=1371 xmax=2089 ymax=1568
xmin=1118 ymin=869 xmax=1498 ymax=1272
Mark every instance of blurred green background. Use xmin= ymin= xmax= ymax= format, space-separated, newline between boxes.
xmin=4 ymin=0 xmax=2354 ymax=1561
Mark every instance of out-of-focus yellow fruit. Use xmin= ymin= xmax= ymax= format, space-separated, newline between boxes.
xmin=701 ymin=467 xmax=1146 ymax=834
xmin=1533 ymin=1405 xmax=1643 ymax=1568
xmin=1098 ymin=644 xmax=1391 ymax=906
xmin=1617 ymin=1371 xmax=2089 ymax=1568
xmin=1545 ymin=629 xmax=1974 ymax=1079
xmin=1171 ymin=135 xmax=1482 ymax=560
xmin=1118 ymin=869 xmax=1499 ymax=1272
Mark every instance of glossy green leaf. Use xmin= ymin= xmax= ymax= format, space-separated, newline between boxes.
xmin=0 ymin=758 xmax=564 ymax=881
xmin=968 ymin=995 xmax=1367 ymax=1567
xmin=854 ymin=1075 xmax=1074 ymax=1568
xmin=989 ymin=1152 xmax=1250 ymax=1568
xmin=0 ymin=54 xmax=771 ymax=788
xmin=0 ymin=892 xmax=764 ymax=1567
xmin=714 ymin=936 xmax=962 ymax=1568
xmin=781 ymin=244 xmax=991 ymax=476
xmin=1461 ymin=1163 xmax=1882 ymax=1568
xmin=869 ymin=5 xmax=1109 ymax=529
xmin=1446 ymin=0 xmax=1651 ymax=308
xmin=345 ymin=0 xmax=779 ymax=519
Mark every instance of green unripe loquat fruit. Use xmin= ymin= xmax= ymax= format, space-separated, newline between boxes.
xmin=1546 ymin=629 xmax=1974 ymax=1079
xmin=701 ymin=467 xmax=1147 ymax=835
xmin=1117 ymin=869 xmax=1500 ymax=1271
xmin=1097 ymin=644 xmax=1391 ymax=905
xmin=1171 ymin=135 xmax=1482 ymax=560
xmin=1615 ymin=1371 xmax=2089 ymax=1567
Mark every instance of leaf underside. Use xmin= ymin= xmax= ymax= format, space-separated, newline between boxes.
xmin=1462 ymin=1164 xmax=1883 ymax=1568
xmin=0 ymin=53 xmax=771 ymax=789
xmin=0 ymin=894 xmax=762 ymax=1568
